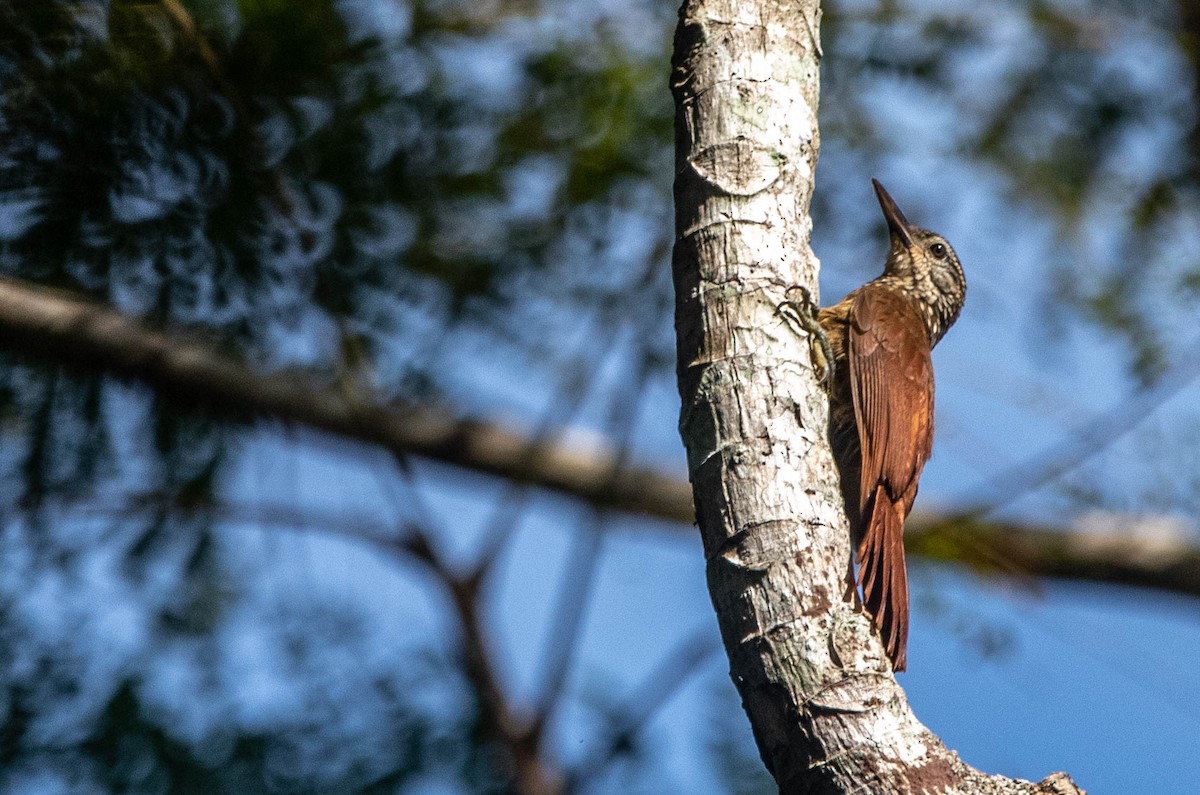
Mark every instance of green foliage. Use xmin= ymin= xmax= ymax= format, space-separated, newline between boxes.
xmin=0 ymin=0 xmax=677 ymax=789
xmin=0 ymin=0 xmax=674 ymax=495
xmin=4 ymin=0 xmax=1200 ymax=790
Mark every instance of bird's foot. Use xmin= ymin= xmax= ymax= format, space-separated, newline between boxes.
xmin=777 ymin=285 xmax=834 ymax=391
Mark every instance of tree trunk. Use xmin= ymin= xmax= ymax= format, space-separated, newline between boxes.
xmin=669 ymin=1 xmax=1083 ymax=792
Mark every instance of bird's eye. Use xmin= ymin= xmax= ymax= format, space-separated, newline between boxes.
xmin=929 ymin=242 xmax=947 ymax=259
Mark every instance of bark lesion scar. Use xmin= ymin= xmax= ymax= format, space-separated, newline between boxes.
xmin=801 ymin=674 xmax=892 ymax=716
xmin=739 ymin=614 xmax=802 ymax=644
xmin=680 ymin=216 xmax=770 ymax=241
xmin=688 ymin=139 xmax=786 ymax=196
xmin=709 ymin=516 xmax=797 ymax=568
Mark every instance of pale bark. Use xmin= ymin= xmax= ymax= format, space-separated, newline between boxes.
xmin=669 ymin=0 xmax=1084 ymax=792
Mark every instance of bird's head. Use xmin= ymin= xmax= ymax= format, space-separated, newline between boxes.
xmin=873 ymin=179 xmax=967 ymax=345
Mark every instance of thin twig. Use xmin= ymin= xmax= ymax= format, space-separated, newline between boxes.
xmin=470 ymin=242 xmax=670 ymax=578
xmin=468 ymin=322 xmax=621 ymax=579
xmin=527 ymin=515 xmax=604 ymax=739
xmin=18 ymin=484 xmax=1200 ymax=603
xmin=564 ymin=627 xmax=721 ymax=793
xmin=956 ymin=338 xmax=1200 ymax=517
xmin=365 ymin=454 xmax=560 ymax=794
xmin=525 ymin=348 xmax=657 ymax=746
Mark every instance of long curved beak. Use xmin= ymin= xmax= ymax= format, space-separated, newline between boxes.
xmin=872 ymin=179 xmax=914 ymax=248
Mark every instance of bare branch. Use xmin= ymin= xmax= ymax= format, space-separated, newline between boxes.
xmin=367 ymin=457 xmax=563 ymax=795
xmin=0 ymin=275 xmax=694 ymax=522
xmin=529 ymin=518 xmax=604 ymax=732
xmin=443 ymin=562 xmax=563 ymax=795
xmin=955 ymin=338 xmax=1200 ymax=515
xmin=564 ymin=628 xmax=720 ymax=793
xmin=53 ymin=488 xmax=1200 ymax=602
xmin=469 ymin=319 xmax=622 ymax=579
xmin=909 ymin=511 xmax=1200 ymax=599
xmin=241 ymin=478 xmax=564 ymax=795
xmin=527 ymin=350 xmax=657 ymax=746
xmin=1 ymin=276 xmax=1196 ymax=603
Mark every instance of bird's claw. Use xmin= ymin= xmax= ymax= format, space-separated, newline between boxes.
xmin=776 ymin=286 xmax=834 ymax=391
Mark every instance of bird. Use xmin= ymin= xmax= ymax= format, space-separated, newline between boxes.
xmin=783 ymin=180 xmax=966 ymax=671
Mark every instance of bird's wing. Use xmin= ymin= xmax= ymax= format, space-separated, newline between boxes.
xmin=848 ymin=285 xmax=935 ymax=506
xmin=847 ymin=283 xmax=935 ymax=671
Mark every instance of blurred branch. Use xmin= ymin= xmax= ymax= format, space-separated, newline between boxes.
xmin=527 ymin=350 xmax=656 ymax=747
xmin=0 ymin=275 xmax=693 ymax=521
xmin=283 ymin=476 xmax=564 ymax=795
xmin=954 ymin=339 xmax=1200 ymax=515
xmin=564 ymin=628 xmax=720 ymax=793
xmin=66 ymin=492 xmax=1200 ymax=603
xmin=366 ymin=528 xmax=561 ymax=795
xmin=528 ymin=517 xmax=603 ymax=736
xmin=908 ymin=511 xmax=1200 ymax=599
xmin=376 ymin=454 xmax=564 ymax=794
xmin=467 ymin=315 xmax=622 ymax=579
xmin=466 ymin=241 xmax=673 ymax=579
xmin=4 ymin=275 xmax=1199 ymax=600
xmin=437 ymin=552 xmax=562 ymax=795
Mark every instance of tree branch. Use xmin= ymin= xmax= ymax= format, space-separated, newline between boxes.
xmin=0 ymin=275 xmax=693 ymax=520
xmin=526 ymin=352 xmax=657 ymax=750
xmin=909 ymin=511 xmax=1200 ymax=599
xmin=294 ymin=468 xmax=565 ymax=795
xmin=0 ymin=276 xmax=1195 ymax=605
xmin=564 ymin=627 xmax=720 ymax=792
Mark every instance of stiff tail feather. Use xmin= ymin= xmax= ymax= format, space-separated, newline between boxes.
xmin=855 ymin=484 xmax=910 ymax=671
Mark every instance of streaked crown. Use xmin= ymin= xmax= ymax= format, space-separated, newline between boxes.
xmin=871 ymin=179 xmax=966 ymax=346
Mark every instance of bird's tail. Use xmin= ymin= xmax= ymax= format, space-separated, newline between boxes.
xmin=856 ymin=484 xmax=909 ymax=671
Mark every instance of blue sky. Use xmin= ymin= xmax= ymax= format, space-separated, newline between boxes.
xmin=2 ymin=1 xmax=1198 ymax=793
xmin=213 ymin=406 xmax=1200 ymax=794
xmin=213 ymin=1 xmax=1200 ymax=790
